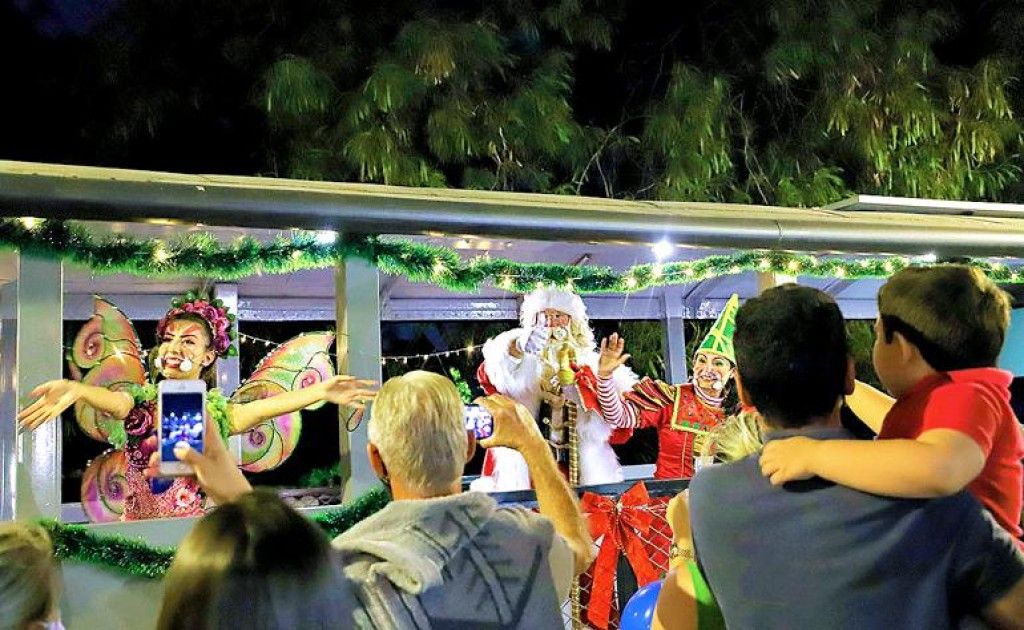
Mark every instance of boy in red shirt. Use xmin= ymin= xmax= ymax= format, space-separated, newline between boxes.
xmin=759 ymin=265 xmax=1024 ymax=539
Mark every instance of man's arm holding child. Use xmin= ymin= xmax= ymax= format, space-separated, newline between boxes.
xmin=760 ymin=429 xmax=985 ymax=497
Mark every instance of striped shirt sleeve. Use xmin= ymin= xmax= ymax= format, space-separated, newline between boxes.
xmin=597 ymin=374 xmax=641 ymax=428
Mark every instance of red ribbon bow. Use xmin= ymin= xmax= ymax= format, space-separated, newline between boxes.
xmin=581 ymin=481 xmax=660 ymax=629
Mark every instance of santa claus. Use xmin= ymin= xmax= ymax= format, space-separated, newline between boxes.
xmin=470 ymin=288 xmax=638 ymax=492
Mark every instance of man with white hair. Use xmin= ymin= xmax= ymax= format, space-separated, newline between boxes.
xmin=472 ymin=287 xmax=638 ymax=492
xmin=333 ymin=371 xmax=594 ymax=628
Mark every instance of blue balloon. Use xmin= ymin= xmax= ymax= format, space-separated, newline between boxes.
xmin=619 ymin=579 xmax=663 ymax=630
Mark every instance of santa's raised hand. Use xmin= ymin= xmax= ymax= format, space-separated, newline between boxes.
xmin=598 ymin=333 xmax=631 ymax=378
xmin=515 ymin=312 xmax=551 ymax=356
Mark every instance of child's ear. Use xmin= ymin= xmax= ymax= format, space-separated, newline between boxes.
xmin=894 ymin=332 xmax=919 ymax=364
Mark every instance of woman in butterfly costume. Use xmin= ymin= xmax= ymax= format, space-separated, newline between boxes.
xmin=17 ymin=292 xmax=375 ymax=521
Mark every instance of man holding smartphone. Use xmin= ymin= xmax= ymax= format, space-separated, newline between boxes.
xmin=168 ymin=370 xmax=593 ymax=628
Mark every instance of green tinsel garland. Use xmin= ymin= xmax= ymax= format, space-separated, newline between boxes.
xmin=1 ymin=218 xmax=1021 ymax=289
xmin=40 ymin=486 xmax=390 ymax=580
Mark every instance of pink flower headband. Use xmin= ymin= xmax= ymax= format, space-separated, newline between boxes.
xmin=156 ymin=292 xmax=238 ymax=358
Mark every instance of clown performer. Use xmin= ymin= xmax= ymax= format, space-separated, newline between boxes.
xmin=595 ymin=294 xmax=739 ymax=480
xmin=17 ymin=293 xmax=376 ymax=521
xmin=471 ymin=288 xmax=638 ymax=492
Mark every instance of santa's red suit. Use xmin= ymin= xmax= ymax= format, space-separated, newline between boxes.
xmin=470 ymin=290 xmax=637 ymax=492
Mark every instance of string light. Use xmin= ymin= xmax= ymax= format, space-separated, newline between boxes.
xmin=624 ymin=276 xmax=638 ymax=288
xmin=651 ymin=264 xmax=663 ymax=279
xmin=153 ymin=243 xmax=171 ymax=263
xmin=0 ymin=217 xmax=1017 ymax=289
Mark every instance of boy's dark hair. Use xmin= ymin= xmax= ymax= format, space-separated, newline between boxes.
xmin=734 ymin=285 xmax=849 ymax=429
xmin=878 ymin=265 xmax=1011 ymax=371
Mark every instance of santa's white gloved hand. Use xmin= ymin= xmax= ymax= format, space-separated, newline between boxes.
xmin=516 ymin=313 xmax=550 ymax=355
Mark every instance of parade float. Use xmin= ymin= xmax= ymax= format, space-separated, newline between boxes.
xmin=0 ymin=160 xmax=1023 ymax=628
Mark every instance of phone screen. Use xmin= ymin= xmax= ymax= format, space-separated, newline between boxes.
xmin=160 ymin=392 xmax=205 ymax=462
xmin=464 ymin=404 xmax=493 ymax=439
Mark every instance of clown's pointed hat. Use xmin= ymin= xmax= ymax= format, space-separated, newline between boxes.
xmin=697 ymin=294 xmax=739 ymax=363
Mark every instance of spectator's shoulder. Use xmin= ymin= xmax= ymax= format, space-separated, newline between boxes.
xmin=689 ymin=457 xmax=759 ymax=506
xmin=493 ymin=504 xmax=557 ymax=537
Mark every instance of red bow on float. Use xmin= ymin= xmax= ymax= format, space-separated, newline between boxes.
xmin=581 ymin=481 xmax=660 ymax=630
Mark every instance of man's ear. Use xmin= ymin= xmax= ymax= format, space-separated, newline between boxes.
xmin=734 ymin=371 xmax=753 ymax=407
xmin=367 ymin=443 xmax=388 ymax=482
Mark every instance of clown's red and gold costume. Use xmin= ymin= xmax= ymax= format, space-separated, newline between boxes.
xmin=596 ymin=295 xmax=739 ymax=479
xmin=598 ymin=379 xmax=725 ymax=479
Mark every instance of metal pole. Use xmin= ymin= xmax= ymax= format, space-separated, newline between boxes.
xmin=0 ymin=259 xmax=18 ymax=520
xmin=757 ymin=272 xmax=796 ymax=294
xmin=213 ymin=284 xmax=242 ymax=461
xmin=15 ymin=256 xmax=63 ymax=519
xmin=336 ymin=259 xmax=384 ymax=501
xmin=661 ymin=286 xmax=688 ymax=384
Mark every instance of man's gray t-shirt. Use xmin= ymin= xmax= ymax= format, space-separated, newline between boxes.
xmin=689 ymin=427 xmax=1024 ymax=629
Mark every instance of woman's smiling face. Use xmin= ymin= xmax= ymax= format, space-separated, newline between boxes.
xmin=158 ymin=318 xmax=215 ymax=380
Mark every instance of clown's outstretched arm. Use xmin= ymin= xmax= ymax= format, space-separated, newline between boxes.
xmin=228 ymin=375 xmax=377 ymax=434
xmin=18 ymin=380 xmax=133 ymax=431
xmin=595 ymin=334 xmax=664 ymax=429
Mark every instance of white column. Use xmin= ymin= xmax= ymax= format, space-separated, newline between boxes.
xmin=661 ymin=286 xmax=688 ymax=384
xmin=756 ymin=272 xmax=797 ymax=294
xmin=213 ymin=284 xmax=242 ymax=461
xmin=14 ymin=256 xmax=64 ymax=519
xmin=335 ymin=259 xmax=384 ymax=501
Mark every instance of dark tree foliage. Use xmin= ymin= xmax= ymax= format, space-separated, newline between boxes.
xmin=2 ymin=0 xmax=1023 ymax=204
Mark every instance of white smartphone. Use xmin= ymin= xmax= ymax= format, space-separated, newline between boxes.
xmin=158 ymin=379 xmax=206 ymax=476
xmin=464 ymin=404 xmax=494 ymax=439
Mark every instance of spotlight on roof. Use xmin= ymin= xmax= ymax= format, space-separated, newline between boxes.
xmin=315 ymin=230 xmax=338 ymax=245
xmin=652 ymin=239 xmax=674 ymax=261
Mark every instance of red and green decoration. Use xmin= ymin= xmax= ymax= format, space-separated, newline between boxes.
xmin=2 ymin=217 xmax=1022 ymax=291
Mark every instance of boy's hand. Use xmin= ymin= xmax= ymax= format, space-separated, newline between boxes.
xmin=759 ymin=437 xmax=821 ymax=486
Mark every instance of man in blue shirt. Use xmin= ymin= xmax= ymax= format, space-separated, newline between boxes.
xmin=688 ymin=285 xmax=1024 ymax=629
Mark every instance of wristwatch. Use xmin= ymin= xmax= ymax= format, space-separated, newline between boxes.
xmin=669 ymin=542 xmax=694 ymax=562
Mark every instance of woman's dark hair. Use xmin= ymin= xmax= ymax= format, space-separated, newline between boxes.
xmin=157 ymin=490 xmax=357 ymax=630
xmin=151 ymin=313 xmax=218 ymax=389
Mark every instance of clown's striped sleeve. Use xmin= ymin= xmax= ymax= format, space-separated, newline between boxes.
xmin=597 ymin=375 xmax=676 ymax=430
xmin=597 ymin=374 xmax=639 ymax=428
